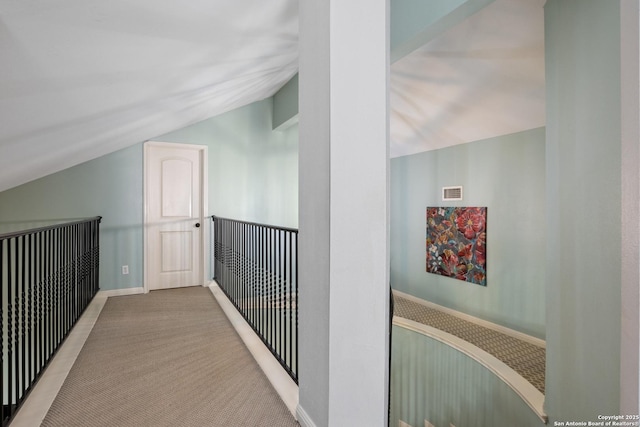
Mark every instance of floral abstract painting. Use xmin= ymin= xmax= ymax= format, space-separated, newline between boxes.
xmin=426 ymin=207 xmax=487 ymax=286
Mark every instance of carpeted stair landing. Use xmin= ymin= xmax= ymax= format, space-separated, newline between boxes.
xmin=393 ymin=294 xmax=546 ymax=394
xmin=41 ymin=287 xmax=299 ymax=427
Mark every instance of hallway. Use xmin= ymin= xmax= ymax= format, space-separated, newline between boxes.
xmin=12 ymin=287 xmax=298 ymax=427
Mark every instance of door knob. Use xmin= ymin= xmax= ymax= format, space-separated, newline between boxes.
xmin=195 ymin=223 xmax=201 ymax=228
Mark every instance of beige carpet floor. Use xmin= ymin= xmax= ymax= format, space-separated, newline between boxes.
xmin=41 ymin=287 xmax=299 ymax=427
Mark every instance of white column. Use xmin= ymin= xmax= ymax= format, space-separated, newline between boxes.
xmin=298 ymin=0 xmax=390 ymax=425
xmin=620 ymin=0 xmax=640 ymax=415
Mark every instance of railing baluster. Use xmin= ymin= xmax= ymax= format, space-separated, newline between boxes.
xmin=211 ymin=216 xmax=298 ymax=384
xmin=0 ymin=239 xmax=4 ymax=424
xmin=39 ymin=231 xmax=45 ymax=374
xmin=48 ymin=228 xmax=53 ymax=363
xmin=55 ymin=229 xmax=59 ymax=356
xmin=262 ymin=225 xmax=266 ymax=342
xmin=27 ymin=233 xmax=33 ymax=394
xmin=8 ymin=237 xmax=14 ymax=419
xmin=271 ymin=227 xmax=275 ymax=350
xmin=252 ymin=224 xmax=256 ymax=334
xmin=289 ymin=232 xmax=292 ymax=369
xmin=36 ymin=233 xmax=41 ymax=376
xmin=241 ymin=223 xmax=245 ymax=317
xmin=294 ymin=231 xmax=298 ymax=377
xmin=20 ymin=234 xmax=26 ymax=403
xmin=268 ymin=227 xmax=272 ymax=347
xmin=278 ymin=229 xmax=283 ymax=362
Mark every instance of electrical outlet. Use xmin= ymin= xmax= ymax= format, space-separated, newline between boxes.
xmin=122 ymin=265 xmax=129 ymax=275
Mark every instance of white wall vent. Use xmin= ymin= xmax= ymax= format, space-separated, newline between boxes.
xmin=442 ymin=186 xmax=463 ymax=201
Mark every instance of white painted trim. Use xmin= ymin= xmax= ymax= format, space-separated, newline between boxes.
xmin=393 ymin=316 xmax=547 ymax=423
xmin=143 ymin=141 xmax=209 ymax=293
xmin=620 ymin=0 xmax=640 ymax=414
xmin=393 ymin=290 xmax=546 ymax=348
xmin=98 ymin=287 xmax=145 ymax=298
xmin=13 ymin=289 xmax=148 ymax=425
xmin=200 ymin=145 xmax=210 ymax=285
xmin=143 ymin=142 xmax=150 ymax=294
xmin=296 ymin=405 xmax=317 ymax=427
xmin=11 ymin=294 xmax=108 ymax=427
xmin=207 ymin=281 xmax=299 ymax=418
xmin=144 ymin=141 xmax=207 ymax=151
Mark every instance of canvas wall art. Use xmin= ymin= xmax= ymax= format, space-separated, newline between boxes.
xmin=426 ymin=207 xmax=487 ymax=286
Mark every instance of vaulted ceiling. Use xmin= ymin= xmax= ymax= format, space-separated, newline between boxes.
xmin=0 ymin=0 xmax=544 ymax=193
xmin=0 ymin=0 xmax=298 ymax=192
xmin=390 ymin=0 xmax=545 ymax=157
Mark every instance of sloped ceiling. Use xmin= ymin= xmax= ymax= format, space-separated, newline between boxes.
xmin=390 ymin=0 xmax=545 ymax=157
xmin=0 ymin=0 xmax=545 ymax=192
xmin=0 ymin=0 xmax=298 ymax=192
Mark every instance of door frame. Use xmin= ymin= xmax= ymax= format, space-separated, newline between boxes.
xmin=143 ymin=141 xmax=209 ymax=293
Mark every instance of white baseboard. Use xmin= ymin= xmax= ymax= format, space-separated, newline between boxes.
xmin=98 ymin=287 xmax=145 ymax=298
xmin=296 ymin=405 xmax=317 ymax=427
xmin=11 ymin=294 xmax=108 ymax=427
xmin=393 ymin=290 xmax=546 ymax=348
xmin=207 ymin=281 xmax=299 ymax=418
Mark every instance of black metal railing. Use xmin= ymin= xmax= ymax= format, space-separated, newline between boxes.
xmin=212 ymin=216 xmax=298 ymax=383
xmin=0 ymin=217 xmax=101 ymax=426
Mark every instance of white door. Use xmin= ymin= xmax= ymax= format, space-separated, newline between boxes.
xmin=145 ymin=142 xmax=206 ymax=291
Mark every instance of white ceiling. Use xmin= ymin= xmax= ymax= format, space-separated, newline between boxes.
xmin=0 ymin=0 xmax=545 ymax=192
xmin=0 ymin=0 xmax=298 ymax=192
xmin=390 ymin=0 xmax=546 ymax=158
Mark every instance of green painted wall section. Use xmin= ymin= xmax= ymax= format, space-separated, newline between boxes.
xmin=390 ymin=128 xmax=546 ymax=338
xmin=0 ymin=98 xmax=298 ymax=290
xmin=391 ymin=0 xmax=466 ymax=51
xmin=544 ymin=0 xmax=622 ymax=421
xmin=155 ymin=98 xmax=298 ymax=229
xmin=0 ymin=144 xmax=144 ymax=291
xmin=272 ymin=74 xmax=299 ymax=130
xmin=391 ymin=326 xmax=543 ymax=427
xmin=390 ymin=0 xmax=495 ymax=63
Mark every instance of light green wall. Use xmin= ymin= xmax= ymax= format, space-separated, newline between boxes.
xmin=0 ymin=144 xmax=144 ymax=290
xmin=544 ymin=0 xmax=622 ymax=421
xmin=390 ymin=128 xmax=545 ymax=338
xmin=155 ymin=98 xmax=298 ymax=229
xmin=390 ymin=0 xmax=495 ymax=63
xmin=0 ymin=98 xmax=299 ymax=290
xmin=391 ymin=0 xmax=464 ymax=49
xmin=391 ymin=326 xmax=543 ymax=427
xmin=272 ymin=74 xmax=299 ymax=130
